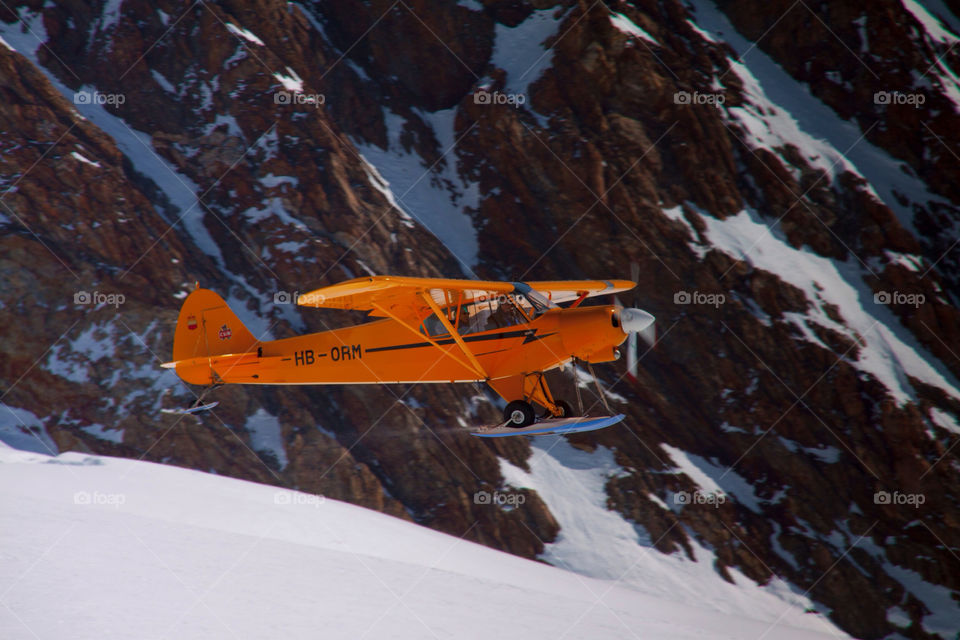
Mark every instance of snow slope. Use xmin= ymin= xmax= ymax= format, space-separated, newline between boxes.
xmin=0 ymin=442 xmax=844 ymax=639
xmin=498 ymin=438 xmax=845 ymax=633
xmin=353 ymin=107 xmax=481 ymax=276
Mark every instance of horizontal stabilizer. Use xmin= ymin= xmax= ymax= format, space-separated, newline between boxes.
xmin=161 ymin=351 xmax=261 ymax=371
xmin=160 ymin=401 xmax=220 ymax=415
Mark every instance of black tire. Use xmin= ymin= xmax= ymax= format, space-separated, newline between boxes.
xmin=504 ymin=400 xmax=536 ymax=428
xmin=554 ymin=400 xmax=577 ymax=418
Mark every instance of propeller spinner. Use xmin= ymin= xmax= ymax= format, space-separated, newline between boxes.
xmin=618 ymin=307 xmax=655 ymax=334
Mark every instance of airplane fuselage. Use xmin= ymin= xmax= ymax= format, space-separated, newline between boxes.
xmin=173 ymin=305 xmax=627 ymax=387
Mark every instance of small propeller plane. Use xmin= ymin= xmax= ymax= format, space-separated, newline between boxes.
xmin=162 ymin=276 xmax=654 ymax=437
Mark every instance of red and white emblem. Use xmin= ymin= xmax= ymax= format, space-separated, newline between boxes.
xmin=218 ymin=324 xmax=232 ymax=340
xmin=186 ymin=315 xmax=198 ymax=330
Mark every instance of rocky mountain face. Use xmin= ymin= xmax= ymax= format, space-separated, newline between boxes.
xmin=2 ymin=0 xmax=959 ymax=637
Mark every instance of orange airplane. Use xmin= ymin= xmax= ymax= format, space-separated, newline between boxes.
xmin=163 ymin=276 xmax=654 ymax=436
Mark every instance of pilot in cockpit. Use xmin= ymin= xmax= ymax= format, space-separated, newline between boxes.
xmin=485 ymin=298 xmax=524 ymax=330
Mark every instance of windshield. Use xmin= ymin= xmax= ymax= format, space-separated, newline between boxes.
xmin=513 ymin=282 xmax=556 ymax=314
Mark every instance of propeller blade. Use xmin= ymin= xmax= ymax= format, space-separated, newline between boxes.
xmin=626 ymin=332 xmax=638 ymax=379
xmin=623 ymin=262 xmax=653 ymax=379
xmin=639 ymin=321 xmax=656 ymax=348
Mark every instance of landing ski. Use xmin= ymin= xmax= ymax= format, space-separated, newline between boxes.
xmin=470 ymin=414 xmax=625 ymax=438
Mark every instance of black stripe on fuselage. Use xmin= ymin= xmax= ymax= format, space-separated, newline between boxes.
xmin=364 ymin=328 xmax=547 ymax=354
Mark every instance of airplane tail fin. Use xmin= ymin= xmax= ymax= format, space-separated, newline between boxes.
xmin=171 ymin=287 xmax=258 ymax=363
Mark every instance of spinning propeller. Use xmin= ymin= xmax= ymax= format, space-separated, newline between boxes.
xmin=616 ymin=262 xmax=655 ymax=381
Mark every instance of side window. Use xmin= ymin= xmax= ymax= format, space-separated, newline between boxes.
xmin=461 ymin=300 xmax=493 ymax=335
xmin=421 ymin=308 xmax=459 ymax=337
xmin=421 ymin=312 xmax=447 ymax=337
xmin=459 ymin=296 xmax=527 ymax=334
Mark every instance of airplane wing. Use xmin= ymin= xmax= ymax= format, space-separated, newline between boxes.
xmin=296 ymin=276 xmax=636 ymax=317
xmin=297 ymin=276 xmax=516 ymax=318
xmin=523 ymin=280 xmax=635 ymax=304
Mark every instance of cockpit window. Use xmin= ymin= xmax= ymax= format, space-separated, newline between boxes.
xmin=421 ymin=312 xmax=448 ymax=337
xmin=460 ymin=293 xmax=543 ymax=334
xmin=419 ymin=286 xmax=556 ymax=338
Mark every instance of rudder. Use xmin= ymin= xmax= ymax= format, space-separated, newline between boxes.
xmin=173 ymin=288 xmax=258 ymax=362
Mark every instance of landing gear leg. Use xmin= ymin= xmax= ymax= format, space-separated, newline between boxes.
xmin=524 ymin=371 xmax=575 ymax=419
xmin=488 ymin=371 xmax=573 ymax=425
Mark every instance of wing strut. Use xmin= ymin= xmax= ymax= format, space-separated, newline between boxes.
xmin=419 ymin=292 xmax=489 ymax=380
xmin=370 ymin=301 xmax=487 ymax=380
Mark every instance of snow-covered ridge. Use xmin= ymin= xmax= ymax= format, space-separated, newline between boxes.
xmin=609 ymin=11 xmax=659 ymax=46
xmin=0 ymin=442 xmax=844 ymax=639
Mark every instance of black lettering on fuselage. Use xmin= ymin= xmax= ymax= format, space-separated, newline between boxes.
xmin=330 ymin=344 xmax=362 ymax=362
xmin=294 ymin=349 xmax=315 ymax=366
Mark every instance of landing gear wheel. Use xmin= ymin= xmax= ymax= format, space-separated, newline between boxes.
xmin=554 ymin=400 xmax=576 ymax=418
xmin=504 ymin=400 xmax=536 ymax=428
